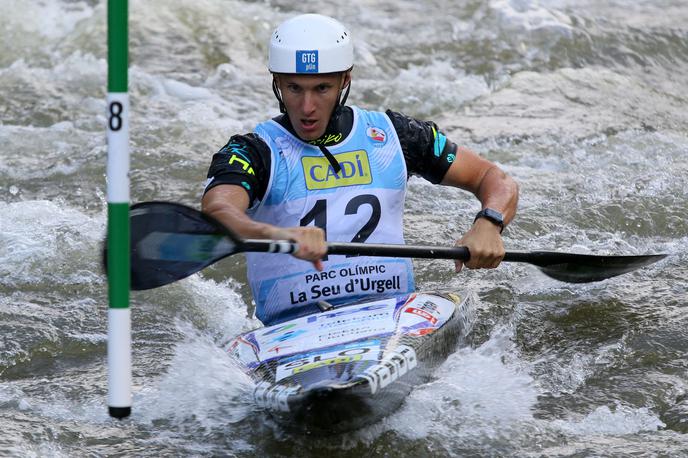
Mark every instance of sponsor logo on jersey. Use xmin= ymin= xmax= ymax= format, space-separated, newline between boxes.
xmin=308 ymin=132 xmax=343 ymax=146
xmin=302 ymin=150 xmax=372 ymax=190
xmin=223 ymin=142 xmax=256 ymax=175
xmin=366 ymin=126 xmax=387 ymax=144
xmin=432 ymin=126 xmax=447 ymax=157
xmin=227 ymin=153 xmax=255 ymax=175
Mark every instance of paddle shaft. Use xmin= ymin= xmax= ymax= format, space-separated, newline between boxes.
xmin=243 ymin=239 xmax=471 ymax=260
xmin=242 ymin=239 xmax=664 ymax=267
xmin=123 ymin=201 xmax=667 ymax=289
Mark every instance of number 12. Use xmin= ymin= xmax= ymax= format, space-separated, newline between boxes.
xmin=299 ymin=194 xmax=381 ymax=258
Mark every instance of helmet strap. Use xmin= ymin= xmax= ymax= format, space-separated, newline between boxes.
xmin=318 ymin=145 xmax=342 ymax=174
xmin=319 ymin=75 xmax=351 ymax=176
xmin=330 ymin=71 xmax=352 ymax=120
xmin=338 ymin=78 xmax=351 ymax=108
xmin=272 ymin=78 xmax=287 ymax=114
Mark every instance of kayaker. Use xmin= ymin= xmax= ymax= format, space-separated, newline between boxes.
xmin=202 ymin=14 xmax=519 ymax=325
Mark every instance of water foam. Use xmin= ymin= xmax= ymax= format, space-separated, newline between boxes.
xmin=490 ymin=0 xmax=574 ymax=34
xmin=135 ymin=322 xmax=255 ymax=430
xmin=368 ymin=325 xmax=538 ymax=444
xmin=0 ymin=200 xmax=104 ymax=287
xmin=358 ymin=60 xmax=490 ymax=118
xmin=129 ymin=274 xmax=259 ymax=432
xmin=0 ymin=0 xmax=95 ymax=67
xmin=552 ymin=403 xmax=665 ymax=435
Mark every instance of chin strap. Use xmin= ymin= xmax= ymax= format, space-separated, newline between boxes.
xmin=317 ymin=73 xmax=354 ymax=175
xmin=318 ymin=145 xmax=341 ymax=174
xmin=317 ymin=77 xmax=351 ymax=175
xmin=338 ymin=79 xmax=351 ymax=108
xmin=272 ymin=79 xmax=287 ymax=114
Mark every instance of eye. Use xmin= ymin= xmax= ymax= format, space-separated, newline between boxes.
xmin=287 ymin=84 xmax=301 ymax=94
xmin=316 ymin=84 xmax=331 ymax=93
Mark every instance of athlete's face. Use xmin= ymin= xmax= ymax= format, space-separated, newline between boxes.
xmin=275 ymin=72 xmax=350 ymax=141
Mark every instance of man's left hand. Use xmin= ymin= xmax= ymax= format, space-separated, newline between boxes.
xmin=454 ymin=218 xmax=505 ymax=272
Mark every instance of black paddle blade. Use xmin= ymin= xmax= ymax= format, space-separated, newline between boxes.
xmin=504 ymin=251 xmax=668 ymax=283
xmin=129 ymin=202 xmax=237 ymax=290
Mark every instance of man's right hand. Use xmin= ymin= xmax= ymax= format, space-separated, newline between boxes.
xmin=268 ymin=226 xmax=327 ymax=271
xmin=203 ymin=185 xmax=327 ymax=271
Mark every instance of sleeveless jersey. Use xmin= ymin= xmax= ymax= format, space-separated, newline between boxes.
xmin=247 ymin=106 xmax=415 ymax=325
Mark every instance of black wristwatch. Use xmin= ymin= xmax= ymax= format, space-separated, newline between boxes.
xmin=474 ymin=208 xmax=505 ymax=233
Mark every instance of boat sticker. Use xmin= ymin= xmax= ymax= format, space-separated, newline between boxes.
xmin=404 ymin=307 xmax=438 ymax=325
xmin=360 ymin=345 xmax=417 ymax=395
xmin=266 ymin=328 xmax=307 ymax=344
xmin=224 ymin=335 xmax=259 ymax=366
xmin=403 ymin=325 xmax=437 ymax=337
xmin=253 ymin=381 xmax=300 ymax=412
xmin=398 ymin=295 xmax=455 ymax=331
xmin=275 ymin=340 xmax=381 ymax=381
xmin=265 ymin=344 xmax=294 ymax=356
xmin=252 ymin=299 xmax=398 ymax=362
xmin=243 ymin=332 xmax=260 ymax=351
xmin=256 ymin=322 xmax=308 ymax=347
xmin=392 ymin=294 xmax=414 ymax=321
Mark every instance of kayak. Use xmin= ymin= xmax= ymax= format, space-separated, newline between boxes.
xmin=223 ymin=291 xmax=473 ymax=434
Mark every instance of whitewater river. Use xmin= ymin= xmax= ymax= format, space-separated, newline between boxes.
xmin=1 ymin=0 xmax=687 ymax=456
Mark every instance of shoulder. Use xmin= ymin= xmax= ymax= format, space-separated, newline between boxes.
xmin=211 ymin=133 xmax=271 ymax=174
xmin=225 ymin=132 xmax=271 ymax=156
xmin=383 ymin=109 xmax=437 ymax=157
xmin=385 ymin=110 xmax=433 ymax=138
xmin=384 ymin=109 xmax=457 ymax=184
xmin=204 ymin=132 xmax=273 ymax=205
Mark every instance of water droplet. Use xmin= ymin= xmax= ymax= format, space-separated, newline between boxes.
xmin=9 ymin=185 xmax=19 ymax=195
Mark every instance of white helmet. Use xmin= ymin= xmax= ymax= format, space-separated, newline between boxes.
xmin=268 ymin=14 xmax=353 ymax=74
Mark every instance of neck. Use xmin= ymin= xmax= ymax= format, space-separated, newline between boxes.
xmin=275 ymin=106 xmax=353 ymax=147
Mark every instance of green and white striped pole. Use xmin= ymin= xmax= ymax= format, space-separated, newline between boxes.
xmin=107 ymin=0 xmax=131 ymax=419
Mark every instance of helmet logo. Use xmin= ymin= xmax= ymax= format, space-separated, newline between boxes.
xmin=296 ymin=50 xmax=318 ymax=73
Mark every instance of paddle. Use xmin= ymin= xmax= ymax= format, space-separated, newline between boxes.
xmin=115 ymin=201 xmax=667 ymax=290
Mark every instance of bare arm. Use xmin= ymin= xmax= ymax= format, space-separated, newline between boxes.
xmin=202 ymin=184 xmax=327 ymax=270
xmin=441 ymin=147 xmax=519 ymax=271
xmin=441 ymin=147 xmax=519 ymax=223
xmin=202 ymin=184 xmax=275 ymax=239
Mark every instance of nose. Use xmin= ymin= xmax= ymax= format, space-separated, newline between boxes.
xmin=302 ymin=90 xmax=316 ymax=115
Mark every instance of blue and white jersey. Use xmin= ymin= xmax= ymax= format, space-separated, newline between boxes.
xmin=247 ymin=106 xmax=415 ymax=325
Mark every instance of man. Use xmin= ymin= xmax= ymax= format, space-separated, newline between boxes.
xmin=202 ymin=14 xmax=518 ymax=325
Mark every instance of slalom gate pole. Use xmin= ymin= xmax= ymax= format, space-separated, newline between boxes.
xmin=106 ymin=0 xmax=131 ymax=419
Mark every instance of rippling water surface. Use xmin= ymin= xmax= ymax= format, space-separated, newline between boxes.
xmin=1 ymin=0 xmax=687 ymax=456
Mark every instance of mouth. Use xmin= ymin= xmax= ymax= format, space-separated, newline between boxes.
xmin=300 ymin=118 xmax=319 ymax=132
